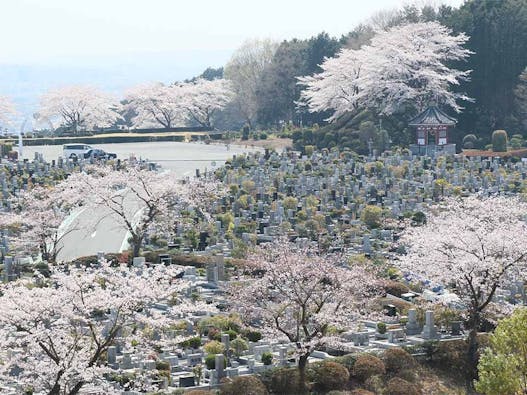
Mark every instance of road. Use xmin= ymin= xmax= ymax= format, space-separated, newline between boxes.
xmin=48 ymin=142 xmax=261 ymax=261
xmin=23 ymin=141 xmax=261 ymax=174
xmin=56 ymin=192 xmax=143 ymax=262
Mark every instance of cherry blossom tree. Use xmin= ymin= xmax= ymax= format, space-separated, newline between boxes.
xmin=67 ymin=165 xmax=218 ymax=257
xmin=228 ymin=238 xmax=379 ymax=391
xmin=299 ymin=22 xmax=472 ymax=121
xmin=125 ymin=82 xmax=185 ymax=129
xmin=0 ymin=259 xmax=207 ymax=394
xmin=176 ymin=78 xmax=234 ymax=128
xmin=0 ymin=95 xmax=16 ymax=129
xmin=396 ymin=196 xmax=527 ymax=377
xmin=38 ymin=85 xmax=121 ymax=132
xmin=1 ymin=182 xmax=82 ymax=263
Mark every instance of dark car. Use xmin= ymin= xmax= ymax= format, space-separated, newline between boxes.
xmin=83 ymin=149 xmax=117 ymax=160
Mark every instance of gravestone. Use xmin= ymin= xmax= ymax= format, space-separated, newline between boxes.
xmin=451 ymin=321 xmax=462 ymax=336
xmin=363 ymin=236 xmax=372 ymax=255
xmin=351 ymin=331 xmax=369 ymax=346
xmin=3 ymin=256 xmax=14 ymax=282
xmin=405 ymin=309 xmax=421 ymax=335
xmin=388 ymin=329 xmax=406 ymax=343
xmin=179 ymin=376 xmax=195 ymax=387
xmin=187 ymin=353 xmax=202 ymax=367
xmin=206 ymin=264 xmax=218 ymax=283
xmin=121 ymin=352 xmax=132 ymax=369
xmin=421 ymin=310 xmax=440 ymax=340
xmin=221 ymin=333 xmax=230 ymax=355
xmin=107 ymin=346 xmax=117 ymax=364
xmin=215 ymin=354 xmax=225 ymax=381
xmin=278 ymin=346 xmax=287 ymax=367
xmin=132 ymin=257 xmax=145 ymax=267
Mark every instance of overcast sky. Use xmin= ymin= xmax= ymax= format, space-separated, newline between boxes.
xmin=1 ymin=0 xmax=464 ymax=67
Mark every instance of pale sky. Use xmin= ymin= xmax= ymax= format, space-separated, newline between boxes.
xmin=1 ymin=0 xmax=464 ymax=66
xmin=0 ymin=0 xmax=465 ymax=120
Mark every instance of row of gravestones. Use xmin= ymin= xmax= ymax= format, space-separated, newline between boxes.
xmin=191 ymin=151 xmax=526 ymax=256
xmin=345 ymin=310 xmax=463 ymax=348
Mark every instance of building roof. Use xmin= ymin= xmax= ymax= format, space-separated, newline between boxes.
xmin=408 ymin=106 xmax=457 ymax=126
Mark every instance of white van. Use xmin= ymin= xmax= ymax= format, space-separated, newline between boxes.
xmin=63 ymin=144 xmax=92 ymax=159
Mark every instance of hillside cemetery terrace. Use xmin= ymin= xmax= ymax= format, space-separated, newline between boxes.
xmin=0 ymin=149 xmax=526 ymax=393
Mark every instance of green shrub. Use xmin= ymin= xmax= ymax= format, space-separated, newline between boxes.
xmin=492 ymin=130 xmax=508 ymax=152
xmin=261 ymin=351 xmax=273 ymax=365
xmin=198 ymin=315 xmax=242 ymax=334
xmin=385 ymin=377 xmax=421 ymax=395
xmin=155 ymin=360 xmax=170 ymax=371
xmin=361 ymin=205 xmax=383 ymax=229
xmin=333 ymin=353 xmax=359 ymax=371
xmin=364 ymin=374 xmax=385 ymax=393
xmin=204 ymin=340 xmax=225 ymax=355
xmin=411 ymin=211 xmax=426 ymax=225
xmin=259 ymin=367 xmax=300 ymax=395
xmin=231 ymin=337 xmax=249 ymax=357
xmin=383 ymin=348 xmax=415 ymax=374
xmin=462 ymin=134 xmax=478 ymax=149
xmin=180 ymin=336 xmax=202 ymax=349
xmin=245 ymin=330 xmax=262 ymax=342
xmin=283 ymin=196 xmax=299 ymax=210
xmin=353 ymin=354 xmax=386 ymax=382
xmin=224 ymin=329 xmax=238 ymax=340
xmin=396 ymin=369 xmax=417 ymax=383
xmin=17 ymin=134 xmax=186 ymax=146
xmin=204 ymin=354 xmax=226 ymax=370
xmin=304 ymin=145 xmax=315 ymax=156
xmin=205 ymin=354 xmax=216 ymax=369
xmin=308 ymin=361 xmax=350 ymax=392
xmin=510 ymin=136 xmax=523 ymax=148
xmin=382 ymin=280 xmax=410 ymax=298
xmin=220 ymin=375 xmax=268 ymax=395
xmin=377 ymin=322 xmax=387 ymax=334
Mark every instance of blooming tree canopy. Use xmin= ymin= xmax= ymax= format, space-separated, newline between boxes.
xmin=39 ymin=85 xmax=122 ymax=132
xmin=229 ymin=238 xmax=379 ymax=387
xmin=125 ymin=83 xmax=185 ymax=129
xmin=176 ymin=78 xmax=234 ymax=128
xmin=395 ymin=196 xmax=527 ymax=374
xmin=1 ymin=182 xmax=82 ymax=263
xmin=66 ymin=165 xmax=218 ymax=257
xmin=0 ymin=259 xmax=207 ymax=394
xmin=299 ymin=22 xmax=472 ymax=121
xmin=0 ymin=95 xmax=16 ymax=128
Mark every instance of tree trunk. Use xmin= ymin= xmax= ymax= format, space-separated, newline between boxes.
xmin=68 ymin=381 xmax=85 ymax=395
xmin=298 ymin=354 xmax=309 ymax=394
xmin=130 ymin=232 xmax=143 ymax=258
xmin=132 ymin=240 xmax=141 ymax=258
xmin=467 ymin=309 xmax=481 ymax=381
xmin=48 ymin=369 xmax=64 ymax=395
xmin=48 ymin=385 xmax=60 ymax=395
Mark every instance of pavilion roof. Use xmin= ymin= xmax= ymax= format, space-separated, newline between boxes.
xmin=408 ymin=106 xmax=457 ymax=126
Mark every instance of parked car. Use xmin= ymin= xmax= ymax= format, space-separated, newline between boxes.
xmin=83 ymin=148 xmax=117 ymax=160
xmin=63 ymin=144 xmax=92 ymax=159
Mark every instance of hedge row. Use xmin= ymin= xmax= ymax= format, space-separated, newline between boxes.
xmin=3 ymin=135 xmax=187 ymax=146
